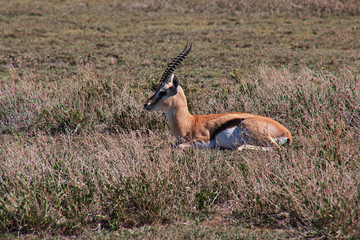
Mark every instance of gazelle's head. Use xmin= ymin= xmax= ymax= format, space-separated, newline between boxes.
xmin=144 ymin=43 xmax=191 ymax=112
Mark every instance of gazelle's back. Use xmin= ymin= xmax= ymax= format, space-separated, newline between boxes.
xmin=193 ymin=112 xmax=292 ymax=149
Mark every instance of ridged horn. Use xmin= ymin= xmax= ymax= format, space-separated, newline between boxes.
xmin=160 ymin=43 xmax=192 ymax=84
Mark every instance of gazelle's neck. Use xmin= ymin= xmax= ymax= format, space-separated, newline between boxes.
xmin=165 ymin=87 xmax=193 ymax=140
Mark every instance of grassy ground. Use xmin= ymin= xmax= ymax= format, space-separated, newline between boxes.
xmin=1 ymin=0 xmax=360 ymax=239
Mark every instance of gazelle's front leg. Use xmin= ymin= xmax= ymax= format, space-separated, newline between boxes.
xmin=169 ymin=140 xmax=194 ymax=149
xmin=177 ymin=142 xmax=193 ymax=149
xmin=237 ymin=145 xmax=273 ymax=151
xmin=176 ymin=140 xmax=211 ymax=149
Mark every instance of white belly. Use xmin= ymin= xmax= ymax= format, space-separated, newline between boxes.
xmin=191 ymin=127 xmax=289 ymax=150
xmin=212 ymin=126 xmax=251 ymax=149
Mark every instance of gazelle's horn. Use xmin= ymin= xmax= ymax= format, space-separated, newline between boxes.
xmin=160 ymin=43 xmax=192 ymax=84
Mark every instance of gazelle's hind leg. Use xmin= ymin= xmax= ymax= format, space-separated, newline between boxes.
xmin=237 ymin=145 xmax=273 ymax=151
xmin=236 ymin=136 xmax=283 ymax=151
xmin=267 ymin=136 xmax=281 ymax=149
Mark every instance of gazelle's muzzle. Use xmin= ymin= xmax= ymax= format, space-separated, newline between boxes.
xmin=144 ymin=101 xmax=150 ymax=110
xmin=144 ymin=99 xmax=153 ymax=111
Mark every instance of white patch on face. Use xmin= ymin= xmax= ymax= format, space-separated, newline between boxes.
xmin=156 ymin=89 xmax=168 ymax=98
xmin=214 ymin=126 xmax=250 ymax=149
xmin=145 ymin=87 xmax=170 ymax=112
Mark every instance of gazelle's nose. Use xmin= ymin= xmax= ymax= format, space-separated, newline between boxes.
xmin=144 ymin=100 xmax=151 ymax=110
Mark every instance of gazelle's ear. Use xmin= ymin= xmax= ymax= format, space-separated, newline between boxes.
xmin=172 ymin=75 xmax=179 ymax=88
xmin=170 ymin=74 xmax=180 ymax=96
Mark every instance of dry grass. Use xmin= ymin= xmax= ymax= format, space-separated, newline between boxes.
xmin=1 ymin=0 xmax=360 ymax=239
xmin=1 ymin=66 xmax=359 ymax=238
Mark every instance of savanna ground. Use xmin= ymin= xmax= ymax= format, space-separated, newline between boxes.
xmin=1 ymin=0 xmax=360 ymax=239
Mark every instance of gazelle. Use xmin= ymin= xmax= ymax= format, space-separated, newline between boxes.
xmin=144 ymin=44 xmax=292 ymax=150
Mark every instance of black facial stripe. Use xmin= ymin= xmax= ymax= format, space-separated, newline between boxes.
xmin=150 ymin=94 xmax=161 ymax=106
xmin=159 ymin=91 xmax=167 ymax=97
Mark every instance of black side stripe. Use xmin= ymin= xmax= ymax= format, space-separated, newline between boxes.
xmin=210 ymin=118 xmax=245 ymax=140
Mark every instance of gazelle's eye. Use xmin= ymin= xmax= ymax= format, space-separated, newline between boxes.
xmin=159 ymin=91 xmax=167 ymax=97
